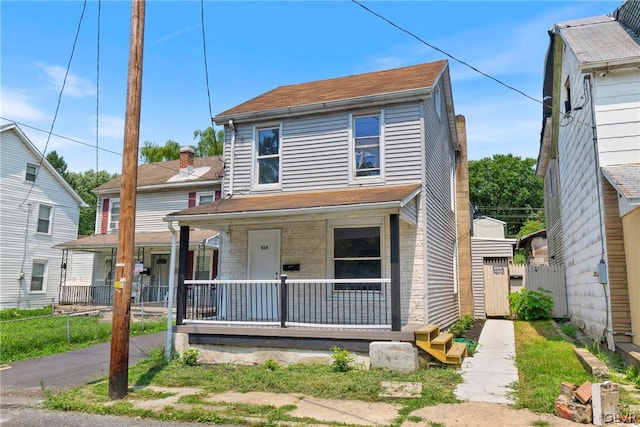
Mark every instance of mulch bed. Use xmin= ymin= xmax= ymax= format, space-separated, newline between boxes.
xmin=461 ymin=318 xmax=485 ymax=342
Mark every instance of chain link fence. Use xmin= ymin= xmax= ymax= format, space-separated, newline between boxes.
xmin=0 ymin=302 xmax=169 ymax=364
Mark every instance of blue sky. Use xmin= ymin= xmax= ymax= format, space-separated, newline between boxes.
xmin=1 ymin=1 xmax=618 ymax=174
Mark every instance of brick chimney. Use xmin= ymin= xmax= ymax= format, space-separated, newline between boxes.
xmin=179 ymin=146 xmax=195 ymax=176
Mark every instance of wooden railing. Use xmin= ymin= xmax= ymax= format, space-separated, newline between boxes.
xmin=183 ymin=277 xmax=392 ymax=328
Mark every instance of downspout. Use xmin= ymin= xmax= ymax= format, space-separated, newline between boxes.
xmin=227 ymin=120 xmax=236 ymax=197
xmin=585 ymin=73 xmax=611 ymax=348
xmin=165 ymin=220 xmax=178 ymax=362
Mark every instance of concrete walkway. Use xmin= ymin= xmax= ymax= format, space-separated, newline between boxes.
xmin=455 ymin=319 xmax=518 ymax=404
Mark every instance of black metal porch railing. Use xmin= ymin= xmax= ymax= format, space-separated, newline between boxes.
xmin=183 ymin=278 xmax=392 ymax=328
xmin=59 ymin=284 xmax=176 ymax=306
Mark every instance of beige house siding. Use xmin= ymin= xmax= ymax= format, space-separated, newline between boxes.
xmin=622 ymin=207 xmax=640 ymax=347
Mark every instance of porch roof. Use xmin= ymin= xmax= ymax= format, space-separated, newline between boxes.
xmin=55 ymin=230 xmax=218 ymax=251
xmin=165 ymin=184 xmax=421 ymax=226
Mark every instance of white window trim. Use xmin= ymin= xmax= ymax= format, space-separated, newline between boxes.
xmin=109 ymin=198 xmax=120 ymax=231
xmin=327 ymin=217 xmax=386 ymax=280
xmin=348 ymin=111 xmax=385 ymax=184
xmin=36 ymin=203 xmax=53 ymax=235
xmin=252 ymin=123 xmax=283 ymax=190
xmin=30 ymin=260 xmax=48 ymax=294
xmin=196 ymin=191 xmax=215 ymax=206
xmin=434 ymin=85 xmax=442 ymax=120
xmin=25 ymin=163 xmax=38 ymax=182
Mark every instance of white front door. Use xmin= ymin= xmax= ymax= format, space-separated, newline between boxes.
xmin=248 ymin=229 xmax=281 ymax=320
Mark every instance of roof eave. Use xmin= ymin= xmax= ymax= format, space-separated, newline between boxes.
xmin=213 ymin=88 xmax=432 ymax=124
xmin=580 ymin=57 xmax=640 ymax=72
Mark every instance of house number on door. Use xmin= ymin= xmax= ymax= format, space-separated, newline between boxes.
xmin=261 ymin=245 xmax=269 ymax=250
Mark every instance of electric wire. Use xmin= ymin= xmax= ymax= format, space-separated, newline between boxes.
xmin=200 ymin=0 xmax=214 ymax=128
xmin=18 ymin=0 xmax=88 ymax=210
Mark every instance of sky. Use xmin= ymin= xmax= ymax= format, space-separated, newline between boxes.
xmin=1 ymin=0 xmax=620 ymax=174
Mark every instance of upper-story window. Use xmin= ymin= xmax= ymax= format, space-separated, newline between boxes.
xmin=37 ymin=204 xmax=52 ymax=234
xmin=351 ymin=113 xmax=384 ymax=181
xmin=564 ymin=77 xmax=572 ymax=114
xmin=255 ymin=125 xmax=281 ymax=188
xmin=197 ymin=192 xmax=215 ymax=205
xmin=109 ymin=199 xmax=120 ymax=231
xmin=26 ymin=163 xmax=38 ymax=182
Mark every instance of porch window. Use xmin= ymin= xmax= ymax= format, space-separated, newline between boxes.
xmin=109 ymin=199 xmax=120 ymax=231
xmin=352 ymin=113 xmax=382 ymax=179
xmin=36 ymin=204 xmax=52 ymax=234
xmin=26 ymin=163 xmax=38 ymax=182
xmin=255 ymin=125 xmax=281 ymax=187
xmin=333 ymin=226 xmax=381 ymax=291
xmin=30 ymin=260 xmax=47 ymax=292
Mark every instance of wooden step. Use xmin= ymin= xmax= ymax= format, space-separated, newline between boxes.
xmin=415 ymin=324 xmax=439 ymax=343
xmin=446 ymin=342 xmax=468 ymax=367
xmin=430 ymin=332 xmax=453 ymax=352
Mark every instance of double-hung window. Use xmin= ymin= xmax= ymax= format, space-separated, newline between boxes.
xmin=26 ymin=163 xmax=38 ymax=182
xmin=37 ymin=204 xmax=52 ymax=234
xmin=333 ymin=225 xmax=382 ymax=291
xmin=109 ymin=199 xmax=120 ymax=231
xmin=255 ymin=125 xmax=281 ymax=187
xmin=30 ymin=260 xmax=47 ymax=292
xmin=352 ymin=113 xmax=383 ymax=180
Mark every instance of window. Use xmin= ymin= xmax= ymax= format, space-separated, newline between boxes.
xmin=255 ymin=125 xmax=280 ymax=186
xmin=352 ymin=113 xmax=383 ymax=180
xmin=197 ymin=192 xmax=214 ymax=205
xmin=564 ymin=77 xmax=572 ymax=114
xmin=36 ymin=204 xmax=52 ymax=234
xmin=26 ymin=163 xmax=37 ymax=182
xmin=109 ymin=199 xmax=120 ymax=231
xmin=333 ymin=226 xmax=382 ymax=291
xmin=30 ymin=261 xmax=47 ymax=292
xmin=434 ymin=85 xmax=442 ymax=119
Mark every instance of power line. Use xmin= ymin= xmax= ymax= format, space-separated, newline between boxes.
xmin=200 ymin=0 xmax=214 ymax=128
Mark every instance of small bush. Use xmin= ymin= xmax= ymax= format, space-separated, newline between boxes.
xmin=448 ymin=314 xmax=474 ymax=337
xmin=330 ymin=346 xmax=353 ymax=372
xmin=180 ymin=348 xmax=200 ymax=366
xmin=264 ymin=359 xmax=279 ymax=371
xmin=508 ymin=288 xmax=553 ymax=320
xmin=560 ymin=323 xmax=577 ymax=338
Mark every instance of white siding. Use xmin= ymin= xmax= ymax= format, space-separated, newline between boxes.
xmin=594 ymin=69 xmax=640 ymax=166
xmin=557 ymin=48 xmax=610 ymax=342
xmin=1 ymin=128 xmax=82 ymax=308
xmin=385 ymin=104 xmax=423 ymax=184
xmin=471 ymin=238 xmax=515 ymax=319
xmin=65 ymin=251 xmax=95 ymax=286
xmin=423 ymin=79 xmax=459 ymax=328
xmin=135 ymin=189 xmax=192 ymax=232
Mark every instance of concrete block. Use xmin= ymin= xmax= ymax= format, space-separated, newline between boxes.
xmin=369 ymin=342 xmax=418 ymax=373
xmin=173 ymin=332 xmax=189 ymax=355
xmin=573 ymin=348 xmax=609 ymax=379
xmin=592 ymin=382 xmax=619 ymax=426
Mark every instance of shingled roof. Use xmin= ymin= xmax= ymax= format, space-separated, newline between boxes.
xmin=214 ymin=60 xmax=448 ymax=120
xmin=96 ymin=156 xmax=224 ymax=192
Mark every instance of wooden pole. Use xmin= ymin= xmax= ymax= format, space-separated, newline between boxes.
xmin=109 ymin=0 xmax=145 ymax=400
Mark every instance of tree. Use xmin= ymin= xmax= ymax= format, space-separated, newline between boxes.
xmin=193 ymin=127 xmax=223 ymax=157
xmin=468 ymin=154 xmax=544 ymax=237
xmin=139 ymin=140 xmax=181 ymax=163
xmin=66 ymin=169 xmax=119 ymax=235
xmin=139 ymin=127 xmax=223 ymax=163
xmin=46 ymin=150 xmax=68 ymax=178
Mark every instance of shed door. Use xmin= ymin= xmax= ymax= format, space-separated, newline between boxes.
xmin=483 ymin=258 xmax=510 ymax=317
xmin=248 ymin=229 xmax=280 ymax=320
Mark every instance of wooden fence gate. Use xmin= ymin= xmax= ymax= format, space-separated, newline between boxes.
xmin=484 ymin=258 xmax=510 ymax=317
xmin=525 ymin=264 xmax=567 ymax=318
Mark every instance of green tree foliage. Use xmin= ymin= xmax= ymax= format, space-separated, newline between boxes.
xmin=139 ymin=127 xmax=223 ymax=163
xmin=66 ymin=169 xmax=119 ymax=235
xmin=517 ymin=219 xmax=545 ymax=239
xmin=468 ymin=154 xmax=544 ymax=237
xmin=139 ymin=139 xmax=181 ymax=163
xmin=46 ymin=150 xmax=68 ymax=179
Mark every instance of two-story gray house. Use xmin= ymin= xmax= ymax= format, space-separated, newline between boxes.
xmin=166 ymin=60 xmax=472 ymax=361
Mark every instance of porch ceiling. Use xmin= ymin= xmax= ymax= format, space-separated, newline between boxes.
xmin=165 ymin=184 xmax=421 ymax=227
xmin=55 ymin=230 xmax=218 ymax=251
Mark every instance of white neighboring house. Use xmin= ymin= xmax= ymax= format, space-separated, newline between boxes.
xmin=537 ymin=0 xmax=640 ymax=351
xmin=0 ymin=123 xmax=87 ymax=309
xmin=472 ymin=216 xmax=507 ymax=239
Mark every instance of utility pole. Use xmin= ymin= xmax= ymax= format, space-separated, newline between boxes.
xmin=109 ymin=0 xmax=145 ymax=400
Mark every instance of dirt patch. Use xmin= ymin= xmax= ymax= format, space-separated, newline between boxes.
xmin=461 ymin=318 xmax=485 ymax=342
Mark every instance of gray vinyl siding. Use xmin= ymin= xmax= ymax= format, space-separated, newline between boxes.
xmin=1 ymin=128 xmax=82 ymax=308
xmin=545 ymin=159 xmax=565 ymax=266
xmin=400 ymin=196 xmax=419 ymax=225
xmin=471 ymin=238 xmax=515 ymax=319
xmin=385 ymin=104 xmax=422 ymax=184
xmin=423 ymin=81 xmax=459 ymax=328
xmin=135 ymin=190 xmax=191 ymax=232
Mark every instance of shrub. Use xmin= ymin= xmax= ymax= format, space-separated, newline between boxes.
xmin=508 ymin=288 xmax=553 ymax=320
xmin=180 ymin=348 xmax=200 ymax=366
xmin=330 ymin=346 xmax=353 ymax=372
xmin=264 ymin=359 xmax=280 ymax=371
xmin=448 ymin=314 xmax=474 ymax=337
